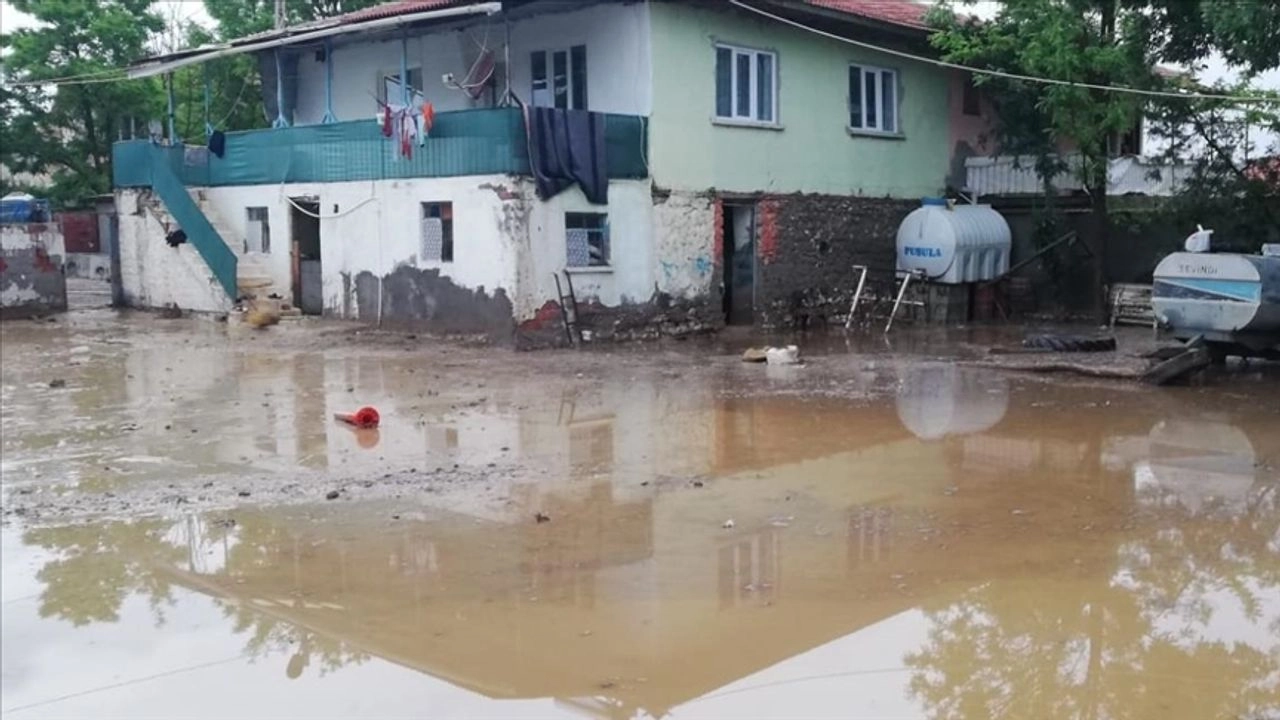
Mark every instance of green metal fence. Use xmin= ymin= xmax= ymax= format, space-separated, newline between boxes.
xmin=114 ymin=107 xmax=648 ymax=189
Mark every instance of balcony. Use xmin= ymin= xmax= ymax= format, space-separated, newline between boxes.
xmin=113 ymin=107 xmax=648 ymax=188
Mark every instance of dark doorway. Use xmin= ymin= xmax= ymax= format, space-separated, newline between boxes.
xmin=722 ymin=202 xmax=756 ymax=325
xmin=290 ymin=199 xmax=322 ymax=316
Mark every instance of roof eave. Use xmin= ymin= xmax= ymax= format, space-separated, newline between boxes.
xmin=126 ymin=1 xmax=502 ymax=79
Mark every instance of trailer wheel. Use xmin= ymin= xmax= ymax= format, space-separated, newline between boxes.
xmin=1022 ymin=334 xmax=1118 ymax=353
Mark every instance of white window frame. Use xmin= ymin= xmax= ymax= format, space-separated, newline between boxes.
xmin=714 ymin=43 xmax=778 ymax=125
xmin=245 ymin=207 xmax=270 ymax=254
xmin=420 ymin=202 xmax=453 ymax=264
xmin=531 ymin=45 xmax=588 ymax=110
xmin=565 ymin=211 xmax=610 ymax=269
xmin=849 ymin=63 xmax=900 ymax=135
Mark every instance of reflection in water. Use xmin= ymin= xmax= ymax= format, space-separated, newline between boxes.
xmin=4 ymin=333 xmax=1279 ymax=719
xmin=897 ymin=365 xmax=1009 ymax=440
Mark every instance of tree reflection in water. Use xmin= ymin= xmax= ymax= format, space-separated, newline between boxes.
xmin=905 ymin=486 xmax=1280 ymax=720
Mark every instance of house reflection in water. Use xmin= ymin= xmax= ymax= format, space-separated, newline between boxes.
xmin=145 ymin=366 xmax=1278 ymax=720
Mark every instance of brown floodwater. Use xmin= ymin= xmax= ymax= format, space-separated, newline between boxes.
xmin=2 ymin=312 xmax=1279 ymax=719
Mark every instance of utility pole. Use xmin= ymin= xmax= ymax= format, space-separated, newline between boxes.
xmin=274 ymin=0 xmax=287 ymax=29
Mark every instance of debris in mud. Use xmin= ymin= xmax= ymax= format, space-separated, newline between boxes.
xmin=766 ymin=345 xmax=801 ymax=365
xmin=245 ymin=305 xmax=280 ymax=328
xmin=325 ymin=490 xmax=341 ymax=500
xmin=535 ymin=512 xmax=551 ymax=523
xmin=722 ymin=519 xmax=735 ymax=529
xmin=1021 ymin=334 xmax=1117 ymax=353
xmin=47 ymin=379 xmax=65 ymax=388
xmin=742 ymin=348 xmax=768 ymax=363
xmin=237 ymin=490 xmax=251 ymax=497
xmin=334 ymin=406 xmax=380 ymax=429
xmin=157 ymin=304 xmax=183 ymax=319
xmin=1143 ymin=345 xmax=1211 ymax=386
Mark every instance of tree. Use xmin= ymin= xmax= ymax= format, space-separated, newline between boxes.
xmin=0 ymin=0 xmax=165 ymax=207
xmin=928 ymin=0 xmax=1280 ymax=316
xmin=203 ymin=0 xmax=383 ymax=40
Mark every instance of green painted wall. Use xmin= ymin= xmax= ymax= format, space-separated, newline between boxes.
xmin=649 ymin=2 xmax=952 ymax=198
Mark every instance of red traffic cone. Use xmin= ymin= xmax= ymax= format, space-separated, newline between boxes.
xmin=334 ymin=406 xmax=380 ymax=429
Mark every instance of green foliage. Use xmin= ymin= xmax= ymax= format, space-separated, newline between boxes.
xmin=1 ymin=0 xmax=165 ymax=207
xmin=203 ymin=0 xmax=382 ymax=40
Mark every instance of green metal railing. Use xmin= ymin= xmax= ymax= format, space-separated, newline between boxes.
xmin=115 ymin=107 xmax=648 ymax=188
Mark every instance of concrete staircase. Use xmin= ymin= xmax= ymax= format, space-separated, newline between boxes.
xmin=186 ymin=189 xmax=299 ymax=317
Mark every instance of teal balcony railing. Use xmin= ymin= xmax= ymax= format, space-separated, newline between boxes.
xmin=114 ymin=107 xmax=648 ymax=188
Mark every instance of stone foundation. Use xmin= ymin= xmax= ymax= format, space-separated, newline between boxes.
xmin=755 ymin=193 xmax=918 ymax=328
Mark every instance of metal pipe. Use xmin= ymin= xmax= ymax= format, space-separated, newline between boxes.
xmin=845 ymin=264 xmax=868 ymax=330
xmin=273 ymin=49 xmax=289 ymax=128
xmin=165 ymin=73 xmax=177 ymax=144
xmin=203 ymin=63 xmax=213 ymax=138
xmin=321 ymin=38 xmax=337 ymax=123
xmin=399 ymin=34 xmax=409 ymax=107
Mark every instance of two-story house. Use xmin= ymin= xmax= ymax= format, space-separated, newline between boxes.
xmin=113 ymin=0 xmax=993 ymax=342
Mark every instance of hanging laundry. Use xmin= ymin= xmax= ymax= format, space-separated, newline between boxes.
xmin=421 ymin=102 xmax=436 ymax=135
xmin=382 ymin=105 xmax=393 ymax=137
xmin=207 ymin=130 xmax=226 ymax=158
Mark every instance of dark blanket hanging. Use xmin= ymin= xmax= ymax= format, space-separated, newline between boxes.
xmin=524 ymin=105 xmax=608 ymax=205
xmin=207 ymin=130 xmax=226 ymax=158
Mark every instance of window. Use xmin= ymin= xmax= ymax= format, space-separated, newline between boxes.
xmin=849 ymin=64 xmax=899 ymax=134
xmin=715 ymin=44 xmax=776 ymax=123
xmin=245 ymin=207 xmax=270 ymax=253
xmin=565 ymin=212 xmax=609 ymax=267
xmin=1112 ymin=117 xmax=1143 ymax=156
xmin=421 ymin=202 xmax=453 ymax=263
xmin=382 ymin=67 xmax=423 ymax=106
xmin=531 ymin=45 xmax=587 ymax=110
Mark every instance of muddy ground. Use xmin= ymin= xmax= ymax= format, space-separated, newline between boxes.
xmin=2 ymin=310 xmax=1278 ymax=719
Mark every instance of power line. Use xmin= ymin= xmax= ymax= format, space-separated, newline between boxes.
xmin=5 ymin=67 xmax=133 ymax=88
xmin=729 ymin=0 xmax=1280 ymax=106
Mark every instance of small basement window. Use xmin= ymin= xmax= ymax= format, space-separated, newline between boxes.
xmin=421 ymin=202 xmax=453 ymax=263
xmin=565 ymin=212 xmax=609 ymax=267
xmin=245 ymin=207 xmax=270 ymax=253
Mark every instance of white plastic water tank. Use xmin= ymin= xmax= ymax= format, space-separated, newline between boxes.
xmin=896 ymin=198 xmax=1012 ymax=284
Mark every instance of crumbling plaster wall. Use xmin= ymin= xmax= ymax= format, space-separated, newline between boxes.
xmin=0 ymin=223 xmax=67 ymax=318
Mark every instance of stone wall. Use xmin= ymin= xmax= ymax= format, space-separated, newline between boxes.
xmin=756 ymin=194 xmax=918 ymax=328
xmin=1 ymin=223 xmax=67 ymax=319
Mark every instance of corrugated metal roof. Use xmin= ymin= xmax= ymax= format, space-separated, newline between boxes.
xmin=803 ymin=0 xmax=931 ymax=30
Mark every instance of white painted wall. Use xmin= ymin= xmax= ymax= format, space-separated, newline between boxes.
xmin=200 ymin=175 xmax=524 ymax=318
xmin=124 ymin=174 xmax=658 ymax=325
xmin=116 ymin=190 xmax=233 ymax=313
xmin=506 ymin=1 xmax=652 ymax=116
xmin=290 ymin=1 xmax=652 ymax=125
xmin=522 ymin=179 xmax=655 ymax=316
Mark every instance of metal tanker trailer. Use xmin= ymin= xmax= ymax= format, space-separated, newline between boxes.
xmin=1151 ymin=243 xmax=1280 ymax=360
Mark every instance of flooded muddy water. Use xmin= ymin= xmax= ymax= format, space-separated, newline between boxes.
xmin=2 ymin=313 xmax=1279 ymax=719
